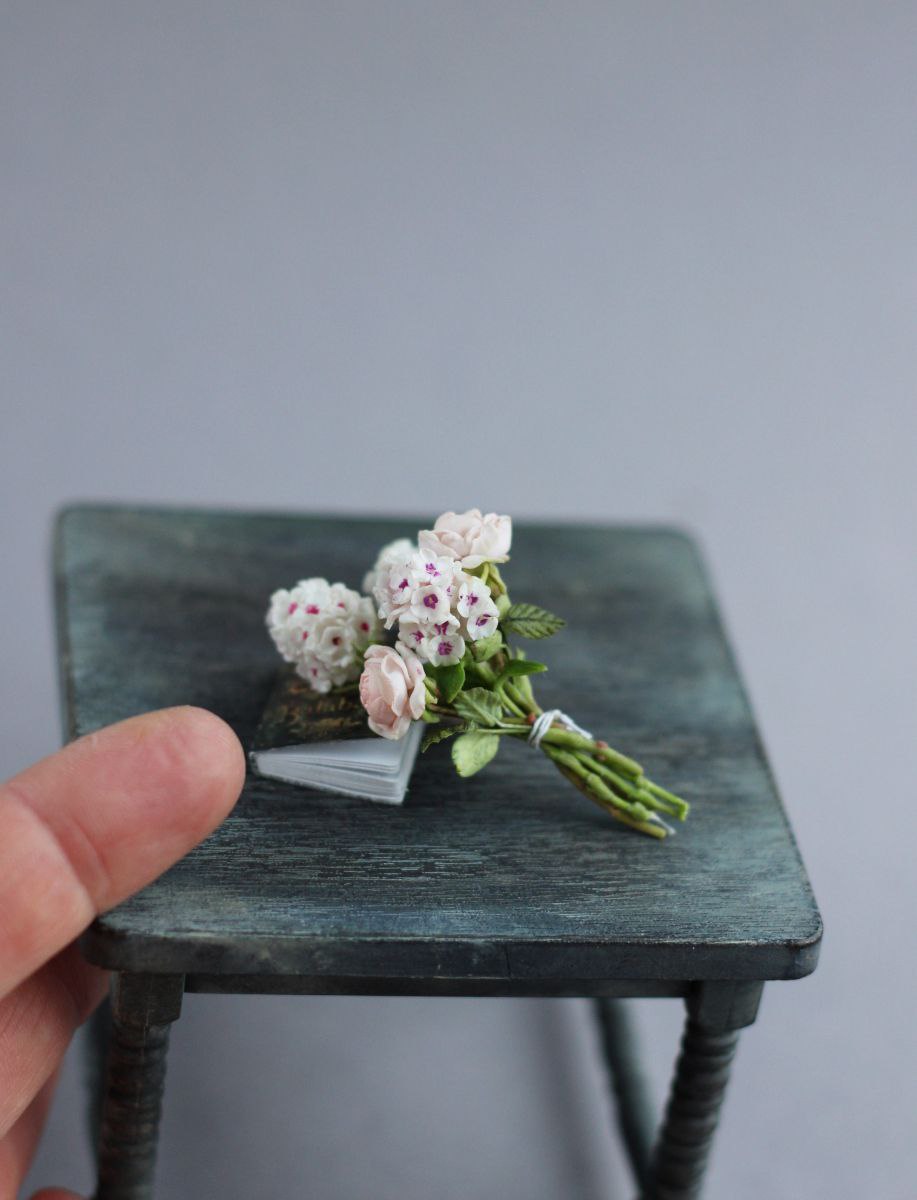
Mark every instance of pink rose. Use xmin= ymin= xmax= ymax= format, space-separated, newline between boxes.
xmin=359 ymin=644 xmax=426 ymax=740
xmin=418 ymin=508 xmax=512 ymax=569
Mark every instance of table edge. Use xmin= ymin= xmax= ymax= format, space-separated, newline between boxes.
xmin=80 ymin=916 xmax=822 ymax=983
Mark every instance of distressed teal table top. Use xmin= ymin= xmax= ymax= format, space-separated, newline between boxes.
xmin=56 ymin=505 xmax=821 ymax=991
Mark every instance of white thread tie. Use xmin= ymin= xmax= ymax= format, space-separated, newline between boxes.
xmin=527 ymin=708 xmax=594 ymax=749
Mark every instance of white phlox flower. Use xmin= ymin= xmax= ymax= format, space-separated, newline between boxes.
xmin=464 ymin=596 xmax=500 ymax=641
xmin=362 ymin=538 xmax=417 ymax=596
xmin=374 ymin=550 xmax=459 ymax=630
xmin=266 ymin=578 xmax=380 ymax=693
xmin=425 ymin=626 xmax=466 ymax=667
xmin=453 ymin=572 xmax=499 ymax=641
xmin=397 ymin=613 xmax=461 ymax=663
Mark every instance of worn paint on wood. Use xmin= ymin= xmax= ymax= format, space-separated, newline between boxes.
xmin=54 ymin=505 xmax=822 ymax=988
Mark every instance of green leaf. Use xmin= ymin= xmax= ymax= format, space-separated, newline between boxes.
xmin=422 ymin=723 xmax=467 ymax=751
xmin=451 ymin=731 xmax=500 ymax=776
xmin=498 ymin=659 xmax=547 ymax=681
xmin=453 ymin=687 xmax=503 ymax=727
xmin=501 ymin=602 xmax=566 ymax=639
xmin=429 ymin=662 xmax=465 ymax=703
xmin=495 ymin=592 xmax=511 ymax=617
xmin=420 ymin=710 xmax=440 ymax=724
xmin=471 ymin=631 xmax=503 ymax=662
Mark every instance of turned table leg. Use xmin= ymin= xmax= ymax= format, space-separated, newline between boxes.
xmin=595 ymin=999 xmax=654 ymax=1190
xmin=645 ymin=982 xmax=764 ymax=1200
xmin=94 ymin=973 xmax=184 ymax=1200
xmin=85 ymin=995 xmax=111 ymax=1158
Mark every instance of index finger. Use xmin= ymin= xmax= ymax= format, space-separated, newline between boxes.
xmin=0 ymin=707 xmax=244 ymax=1000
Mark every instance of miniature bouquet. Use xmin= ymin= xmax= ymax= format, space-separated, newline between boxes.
xmin=266 ymin=509 xmax=688 ymax=838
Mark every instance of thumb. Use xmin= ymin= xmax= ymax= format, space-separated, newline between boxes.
xmin=0 ymin=706 xmax=245 ymax=1000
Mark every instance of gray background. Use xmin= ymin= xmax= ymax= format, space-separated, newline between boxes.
xmin=3 ymin=3 xmax=915 ymax=1197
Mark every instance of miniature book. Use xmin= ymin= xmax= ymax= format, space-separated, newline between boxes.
xmin=249 ymin=669 xmax=423 ymax=803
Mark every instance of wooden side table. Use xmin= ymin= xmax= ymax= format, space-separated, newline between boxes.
xmin=55 ymin=505 xmax=822 ymax=1200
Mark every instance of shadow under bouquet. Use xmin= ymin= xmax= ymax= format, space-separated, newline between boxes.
xmin=267 ymin=509 xmax=688 ymax=838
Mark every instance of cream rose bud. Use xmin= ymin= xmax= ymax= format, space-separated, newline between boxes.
xmin=418 ymin=509 xmax=512 ymax=569
xmin=359 ymin=644 xmax=426 ymax=740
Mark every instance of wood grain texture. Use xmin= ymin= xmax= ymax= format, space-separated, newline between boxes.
xmin=54 ymin=505 xmax=821 ymax=988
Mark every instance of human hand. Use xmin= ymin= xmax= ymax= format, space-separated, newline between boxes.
xmin=0 ymin=707 xmax=245 ymax=1200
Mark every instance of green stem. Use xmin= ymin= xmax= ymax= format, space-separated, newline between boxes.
xmin=570 ymin=755 xmax=658 ymax=825
xmin=577 ymin=754 xmax=671 ymax=821
xmin=594 ymin=746 xmax=644 ymax=780
xmin=544 ymin=746 xmax=667 ymax=839
xmin=642 ymin=779 xmax=690 ymax=819
xmin=498 ymin=687 xmax=528 ymax=720
xmin=580 ymin=754 xmax=639 ymax=798
xmin=471 ymin=659 xmax=498 ymax=686
xmin=506 ymin=679 xmax=536 ymax=716
xmin=585 ymin=752 xmax=689 ymax=821
xmin=538 ymin=727 xmax=596 ymax=753
xmin=516 ymin=677 xmax=539 ymax=712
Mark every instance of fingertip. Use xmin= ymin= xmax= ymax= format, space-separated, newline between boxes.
xmin=121 ymin=706 xmax=245 ymax=852
xmin=155 ymin=706 xmax=246 ymax=826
